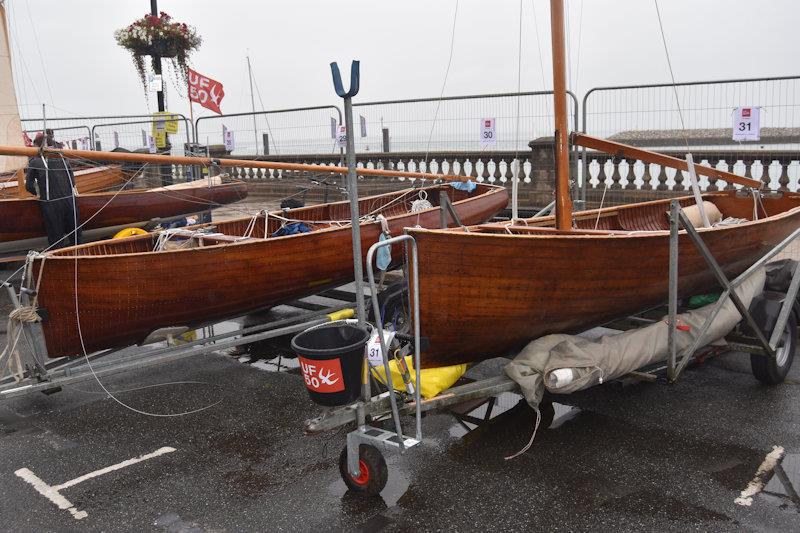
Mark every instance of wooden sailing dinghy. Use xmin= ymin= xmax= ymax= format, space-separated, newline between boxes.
xmin=404 ymin=0 xmax=800 ymax=368
xmin=0 ymin=0 xmax=247 ymax=253
xmin=408 ymin=190 xmax=800 ymax=367
xmin=0 ymin=165 xmax=127 ymax=198
xmin=0 ymin=175 xmax=248 ymax=252
xmin=29 ymin=182 xmax=507 ymax=357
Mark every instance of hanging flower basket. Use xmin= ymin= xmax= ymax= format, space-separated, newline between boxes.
xmin=114 ymin=12 xmax=201 ymax=90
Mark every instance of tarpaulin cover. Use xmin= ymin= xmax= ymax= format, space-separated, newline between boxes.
xmin=505 ymin=268 xmax=766 ymax=408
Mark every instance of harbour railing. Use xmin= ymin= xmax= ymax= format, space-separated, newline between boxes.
xmin=19 ymin=75 xmax=799 ymax=206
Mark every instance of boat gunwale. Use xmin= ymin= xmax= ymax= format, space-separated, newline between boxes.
xmin=39 ymin=183 xmax=507 ymax=260
xmin=407 ymin=190 xmax=800 ymax=241
xmin=0 ymin=177 xmax=247 ymax=203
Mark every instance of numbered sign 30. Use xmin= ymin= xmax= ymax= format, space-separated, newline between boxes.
xmin=733 ymin=107 xmax=761 ymax=142
xmin=480 ymin=118 xmax=497 ymax=147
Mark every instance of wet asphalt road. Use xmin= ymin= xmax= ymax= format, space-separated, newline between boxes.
xmin=1 ymin=340 xmax=800 ymax=532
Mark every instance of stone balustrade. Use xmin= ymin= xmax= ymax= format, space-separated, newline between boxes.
xmin=169 ymin=140 xmax=799 ymax=209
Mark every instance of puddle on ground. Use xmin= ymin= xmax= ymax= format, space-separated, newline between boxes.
xmin=248 ymin=355 xmax=299 ymax=372
xmin=759 ymin=453 xmax=800 ymax=512
xmin=447 ymin=392 xmax=583 ymax=438
xmin=600 ymin=490 xmax=731 ymax=523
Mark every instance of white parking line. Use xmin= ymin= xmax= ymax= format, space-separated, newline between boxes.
xmin=15 ymin=446 xmax=176 ymax=520
xmin=735 ymin=445 xmax=785 ymax=506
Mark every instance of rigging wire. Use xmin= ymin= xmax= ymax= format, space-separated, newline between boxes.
xmin=6 ymin=1 xmax=41 ymax=106
xmin=512 ymin=0 xmax=524 ymax=220
xmin=573 ymin=0 xmax=584 ymax=94
xmin=423 ymin=0 xmax=459 ymax=171
xmin=22 ymin=0 xmax=55 ymax=107
xmin=251 ymin=61 xmax=279 ymax=156
xmin=529 ymin=0 xmax=549 ymax=92
xmin=565 ymin=0 xmax=572 ymax=92
xmin=653 ymin=0 xmax=690 ymax=154
xmin=66 ymin=171 xmax=222 ymax=417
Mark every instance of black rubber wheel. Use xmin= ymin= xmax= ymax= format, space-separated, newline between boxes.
xmin=368 ymin=282 xmax=409 ymax=333
xmin=338 ymin=444 xmax=388 ymax=495
xmin=751 ymin=313 xmax=797 ymax=385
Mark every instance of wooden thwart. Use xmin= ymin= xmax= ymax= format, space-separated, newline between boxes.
xmin=571 ymin=132 xmax=762 ymax=190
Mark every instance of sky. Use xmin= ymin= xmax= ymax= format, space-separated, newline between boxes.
xmin=5 ymin=0 xmax=799 ymax=122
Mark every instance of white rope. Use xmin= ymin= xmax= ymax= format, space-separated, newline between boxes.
xmin=411 ymin=199 xmax=433 ymax=212
xmin=68 ymin=188 xmax=222 ymax=417
xmin=752 ymin=189 xmax=759 ymax=221
xmin=504 ymin=405 xmax=541 ymax=460
xmin=0 ymin=254 xmax=47 ymax=382
xmin=594 ymin=181 xmax=609 ymax=230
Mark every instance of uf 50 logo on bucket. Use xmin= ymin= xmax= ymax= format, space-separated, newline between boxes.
xmin=299 ymin=357 xmax=345 ymax=393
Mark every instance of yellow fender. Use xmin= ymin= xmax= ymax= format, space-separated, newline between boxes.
xmin=113 ymin=227 xmax=148 ymax=239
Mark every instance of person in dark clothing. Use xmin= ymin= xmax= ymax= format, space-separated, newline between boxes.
xmin=25 ymin=133 xmax=81 ymax=249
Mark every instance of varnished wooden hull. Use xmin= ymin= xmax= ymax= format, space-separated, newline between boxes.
xmin=33 ymin=184 xmax=508 ymax=357
xmin=407 ymin=191 xmax=800 ymax=367
xmin=1 ymin=165 xmax=125 ymax=198
xmin=0 ymin=180 xmax=248 ymax=243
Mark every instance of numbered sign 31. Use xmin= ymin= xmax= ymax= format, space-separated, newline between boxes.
xmin=366 ymin=329 xmax=397 ymax=367
xmin=733 ymin=107 xmax=760 ymax=142
xmin=481 ymin=118 xmax=497 ymax=147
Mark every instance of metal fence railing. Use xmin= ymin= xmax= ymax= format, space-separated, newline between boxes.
xmin=21 ymin=125 xmax=92 ymax=150
xmin=91 ymin=115 xmax=192 ymax=153
xmin=581 ymin=75 xmax=800 ymax=192
xmin=194 ymin=105 xmax=344 ymax=156
xmin=352 ymin=91 xmax=579 ymax=153
xmin=17 ymin=75 xmax=800 ymax=203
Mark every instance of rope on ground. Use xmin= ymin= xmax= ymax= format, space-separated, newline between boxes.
xmin=504 ymin=405 xmax=541 ymax=460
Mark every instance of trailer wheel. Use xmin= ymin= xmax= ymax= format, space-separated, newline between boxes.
xmin=338 ymin=444 xmax=387 ymax=495
xmin=368 ymin=282 xmax=409 ymax=333
xmin=751 ymin=313 xmax=797 ymax=385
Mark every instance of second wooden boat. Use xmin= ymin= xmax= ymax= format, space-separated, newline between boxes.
xmin=29 ymin=183 xmax=507 ymax=357
xmin=0 ymin=165 xmax=126 ymax=198
xmin=0 ymin=175 xmax=248 ymax=252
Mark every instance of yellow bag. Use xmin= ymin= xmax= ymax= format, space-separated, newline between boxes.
xmin=371 ymin=355 xmax=467 ymax=399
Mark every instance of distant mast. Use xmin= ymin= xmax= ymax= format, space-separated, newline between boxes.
xmin=247 ymin=55 xmax=259 ymax=155
xmin=549 ymin=0 xmax=573 ymax=230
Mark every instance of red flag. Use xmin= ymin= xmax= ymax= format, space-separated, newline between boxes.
xmin=188 ymin=68 xmax=225 ymax=115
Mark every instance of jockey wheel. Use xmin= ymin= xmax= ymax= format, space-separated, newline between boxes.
xmin=338 ymin=444 xmax=388 ymax=495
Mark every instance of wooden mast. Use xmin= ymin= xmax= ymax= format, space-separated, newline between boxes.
xmin=550 ymin=0 xmax=573 ymax=230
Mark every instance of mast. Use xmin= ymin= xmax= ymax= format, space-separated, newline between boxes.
xmin=247 ymin=55 xmax=259 ymax=155
xmin=0 ymin=0 xmax=26 ymax=172
xmin=549 ymin=0 xmax=573 ymax=230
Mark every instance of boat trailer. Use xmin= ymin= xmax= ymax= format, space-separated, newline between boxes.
xmin=306 ymin=200 xmax=800 ymax=495
xmin=0 ymin=284 xmax=362 ymax=400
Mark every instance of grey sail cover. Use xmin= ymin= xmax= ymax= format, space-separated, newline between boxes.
xmin=505 ymin=268 xmax=766 ymax=408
